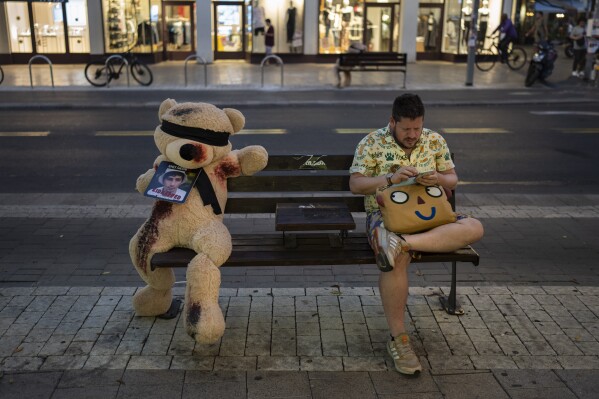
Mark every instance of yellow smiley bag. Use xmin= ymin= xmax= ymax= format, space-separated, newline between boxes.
xmin=375 ymin=183 xmax=457 ymax=234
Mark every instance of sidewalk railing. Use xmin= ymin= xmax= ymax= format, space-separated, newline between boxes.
xmin=184 ymin=55 xmax=208 ymax=87
xmin=28 ymin=55 xmax=54 ymax=88
xmin=261 ymin=55 xmax=284 ymax=88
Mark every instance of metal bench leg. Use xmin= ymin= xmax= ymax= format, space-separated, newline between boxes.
xmin=439 ymin=261 xmax=464 ymax=315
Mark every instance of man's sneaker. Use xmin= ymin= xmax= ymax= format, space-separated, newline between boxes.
xmin=578 ymin=71 xmax=586 ymax=78
xmin=373 ymin=227 xmax=410 ymax=272
xmin=387 ymin=334 xmax=422 ymax=375
xmin=572 ymin=70 xmax=579 ymax=77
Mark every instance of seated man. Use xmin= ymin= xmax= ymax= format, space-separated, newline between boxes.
xmin=349 ymin=93 xmax=484 ymax=375
xmin=335 ymin=41 xmax=366 ymax=88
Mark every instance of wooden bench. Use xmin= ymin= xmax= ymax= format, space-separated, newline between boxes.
xmin=151 ymin=154 xmax=479 ymax=315
xmin=336 ymin=52 xmax=407 ymax=88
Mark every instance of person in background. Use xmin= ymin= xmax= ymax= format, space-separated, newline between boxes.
xmin=526 ymin=12 xmax=548 ymax=44
xmin=492 ymin=13 xmax=518 ymax=63
xmin=570 ymin=16 xmax=587 ymax=78
xmin=265 ymin=18 xmax=275 ymax=59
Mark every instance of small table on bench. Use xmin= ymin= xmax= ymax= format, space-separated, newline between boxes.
xmin=275 ymin=202 xmax=356 ymax=248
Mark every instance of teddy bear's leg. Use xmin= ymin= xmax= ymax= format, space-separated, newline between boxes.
xmin=129 ymin=230 xmax=176 ymax=317
xmin=185 ymin=254 xmax=224 ymax=344
xmin=184 ymin=221 xmax=232 ymax=344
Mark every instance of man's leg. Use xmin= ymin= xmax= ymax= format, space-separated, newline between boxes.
xmin=403 ymin=217 xmax=483 ymax=253
xmin=379 ymin=252 xmax=411 ymax=336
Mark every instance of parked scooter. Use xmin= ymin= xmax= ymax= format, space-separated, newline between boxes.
xmin=525 ymin=40 xmax=558 ymax=87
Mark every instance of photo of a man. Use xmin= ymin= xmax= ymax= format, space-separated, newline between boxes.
xmin=146 ymin=168 xmax=188 ymax=202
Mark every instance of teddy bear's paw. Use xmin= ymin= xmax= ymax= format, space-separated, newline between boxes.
xmin=132 ymin=286 xmax=173 ymax=316
xmin=185 ymin=302 xmax=225 ymax=344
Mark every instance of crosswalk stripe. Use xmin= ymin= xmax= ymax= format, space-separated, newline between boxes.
xmin=555 ymin=128 xmax=599 ymax=134
xmin=335 ymin=128 xmax=375 ymax=134
xmin=0 ymin=131 xmax=49 ymax=137
xmin=95 ymin=131 xmax=153 ymax=136
xmin=238 ymin=129 xmax=287 ymax=134
xmin=441 ymin=128 xmax=511 ymax=134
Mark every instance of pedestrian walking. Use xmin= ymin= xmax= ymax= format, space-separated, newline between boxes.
xmin=526 ymin=12 xmax=548 ymax=44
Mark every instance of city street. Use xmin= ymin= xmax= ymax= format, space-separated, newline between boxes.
xmin=1 ymin=83 xmax=599 ymax=398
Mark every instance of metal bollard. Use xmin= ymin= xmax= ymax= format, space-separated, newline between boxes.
xmin=104 ymin=55 xmax=129 ymax=88
xmin=184 ymin=55 xmax=208 ymax=87
xmin=260 ymin=55 xmax=284 ymax=88
xmin=28 ymin=55 xmax=54 ymax=88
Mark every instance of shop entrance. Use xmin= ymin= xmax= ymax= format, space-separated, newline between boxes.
xmin=363 ymin=3 xmax=400 ymax=53
xmin=3 ymin=0 xmax=90 ymax=63
xmin=417 ymin=3 xmax=444 ymax=60
xmin=213 ymin=1 xmax=245 ymax=59
xmin=162 ymin=1 xmax=195 ymax=60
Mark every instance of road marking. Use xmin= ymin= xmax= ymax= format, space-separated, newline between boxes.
xmin=441 ymin=128 xmax=511 ymax=134
xmin=531 ymin=111 xmax=599 ymax=116
xmin=335 ymin=128 xmax=375 ymax=134
xmin=0 ymin=131 xmax=49 ymax=137
xmin=238 ymin=128 xmax=287 ymax=134
xmin=554 ymin=128 xmax=599 ymax=134
xmin=95 ymin=131 xmax=153 ymax=136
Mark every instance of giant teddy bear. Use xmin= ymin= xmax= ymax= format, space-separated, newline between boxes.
xmin=130 ymin=99 xmax=268 ymax=344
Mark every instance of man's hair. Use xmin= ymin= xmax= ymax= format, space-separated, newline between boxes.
xmin=266 ymin=18 xmax=271 ymax=24
xmin=392 ymin=94 xmax=425 ymax=122
xmin=578 ymin=16 xmax=587 ymax=24
xmin=163 ymin=170 xmax=185 ymax=182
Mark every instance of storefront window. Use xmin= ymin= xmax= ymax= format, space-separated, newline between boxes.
xmin=249 ymin=0 xmax=303 ymax=54
xmin=31 ymin=1 xmax=66 ymax=54
xmin=66 ymin=0 xmax=90 ymax=53
xmin=5 ymin=1 xmax=32 ymax=53
xmin=103 ymin=0 xmax=161 ymax=53
xmin=441 ymin=0 xmax=500 ymax=55
xmin=164 ymin=3 xmax=194 ymax=53
xmin=215 ymin=3 xmax=244 ymax=52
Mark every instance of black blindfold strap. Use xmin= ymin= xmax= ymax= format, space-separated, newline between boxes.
xmin=195 ymin=170 xmax=222 ymax=215
xmin=161 ymin=120 xmax=230 ymax=147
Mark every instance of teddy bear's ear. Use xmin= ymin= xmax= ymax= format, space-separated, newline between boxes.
xmin=158 ymin=99 xmax=177 ymax=121
xmin=223 ymin=108 xmax=245 ymax=134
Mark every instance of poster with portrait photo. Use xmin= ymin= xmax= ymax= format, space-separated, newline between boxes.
xmin=144 ymin=161 xmax=201 ymax=204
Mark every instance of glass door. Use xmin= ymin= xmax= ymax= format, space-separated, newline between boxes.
xmin=32 ymin=1 xmax=67 ymax=54
xmin=214 ymin=1 xmax=245 ymax=59
xmin=162 ymin=1 xmax=195 ymax=60
xmin=417 ymin=4 xmax=444 ymax=59
xmin=364 ymin=4 xmax=396 ymax=53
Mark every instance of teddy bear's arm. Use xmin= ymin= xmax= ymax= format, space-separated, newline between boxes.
xmin=135 ymin=155 xmax=168 ymax=194
xmin=232 ymin=146 xmax=269 ymax=177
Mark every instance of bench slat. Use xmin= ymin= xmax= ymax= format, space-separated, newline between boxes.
xmin=150 ymin=234 xmax=479 ymax=270
xmin=225 ymin=196 xmax=365 ymax=214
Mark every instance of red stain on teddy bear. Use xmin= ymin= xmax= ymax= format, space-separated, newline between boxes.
xmin=214 ymin=160 xmax=241 ymax=183
xmin=136 ymin=201 xmax=173 ymax=273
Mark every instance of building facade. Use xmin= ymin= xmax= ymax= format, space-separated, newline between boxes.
xmin=0 ymin=0 xmax=592 ymax=65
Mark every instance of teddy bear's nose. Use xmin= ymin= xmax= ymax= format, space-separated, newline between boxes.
xmin=179 ymin=144 xmax=201 ymax=161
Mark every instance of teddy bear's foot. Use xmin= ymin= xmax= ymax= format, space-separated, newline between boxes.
xmin=185 ymin=302 xmax=225 ymax=344
xmin=132 ymin=286 xmax=173 ymax=316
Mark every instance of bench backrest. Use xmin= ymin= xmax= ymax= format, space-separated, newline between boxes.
xmin=339 ymin=52 xmax=407 ymax=67
xmin=226 ymin=154 xmax=456 ymax=214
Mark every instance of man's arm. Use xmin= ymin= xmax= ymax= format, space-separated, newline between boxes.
xmin=349 ymin=165 xmax=420 ymax=195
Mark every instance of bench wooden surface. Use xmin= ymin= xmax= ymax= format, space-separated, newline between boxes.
xmin=338 ymin=52 xmax=407 ymax=88
xmin=150 ymin=154 xmax=479 ymax=315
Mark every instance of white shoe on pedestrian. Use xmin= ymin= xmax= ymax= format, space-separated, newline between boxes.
xmin=578 ymin=71 xmax=586 ymax=78
xmin=572 ymin=71 xmax=579 ymax=77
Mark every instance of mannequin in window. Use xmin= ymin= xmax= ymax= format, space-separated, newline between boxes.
xmin=425 ymin=12 xmax=437 ymax=50
xmin=253 ymin=0 xmax=265 ymax=36
xmin=286 ymin=1 xmax=296 ymax=51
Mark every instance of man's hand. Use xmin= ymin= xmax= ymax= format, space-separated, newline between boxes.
xmin=416 ymin=171 xmax=439 ymax=186
xmin=390 ymin=166 xmax=419 ymax=184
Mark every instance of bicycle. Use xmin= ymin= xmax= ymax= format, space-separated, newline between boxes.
xmin=0 ymin=65 xmax=4 ymax=85
xmin=84 ymin=51 xmax=153 ymax=87
xmin=475 ymin=36 xmax=527 ymax=72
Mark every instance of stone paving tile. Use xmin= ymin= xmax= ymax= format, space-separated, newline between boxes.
xmin=309 ymin=371 xmax=377 ymax=399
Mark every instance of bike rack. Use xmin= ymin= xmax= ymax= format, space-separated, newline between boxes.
xmin=105 ymin=55 xmax=129 ymax=88
xmin=184 ymin=55 xmax=208 ymax=87
xmin=260 ymin=55 xmax=284 ymax=88
xmin=28 ymin=55 xmax=54 ymax=88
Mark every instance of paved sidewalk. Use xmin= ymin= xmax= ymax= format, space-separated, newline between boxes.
xmin=2 ymin=285 xmax=599 ymax=398
xmin=0 ymin=51 xmax=593 ymax=91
